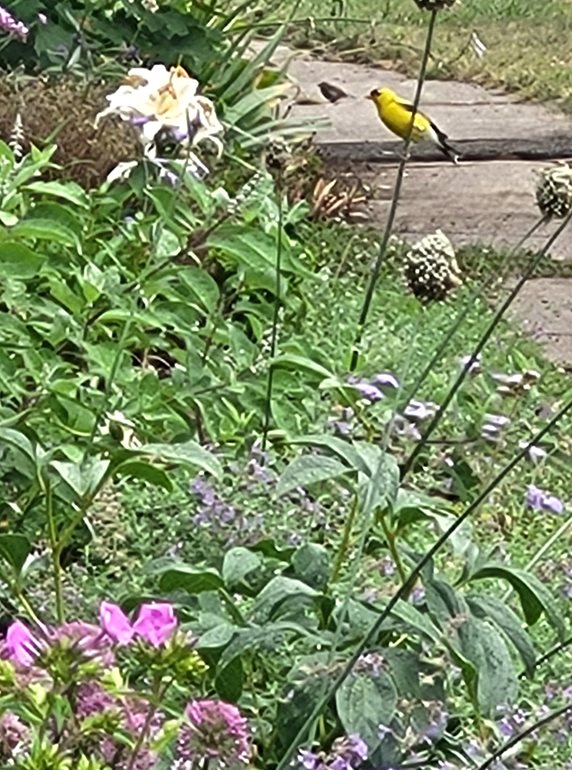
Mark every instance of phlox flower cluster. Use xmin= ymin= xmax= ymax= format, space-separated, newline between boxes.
xmin=0 ymin=601 xmax=251 ymax=769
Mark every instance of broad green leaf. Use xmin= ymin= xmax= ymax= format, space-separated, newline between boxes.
xmin=336 ymin=670 xmax=398 ymax=751
xmin=0 ymin=427 xmax=38 ymax=465
xmin=0 ymin=534 xmax=32 ymax=576
xmin=114 ymin=461 xmax=173 ymax=492
xmin=196 ymin=623 xmax=237 ymax=650
xmin=24 ymin=181 xmax=89 ymax=208
xmin=50 ymin=459 xmax=110 ymax=500
xmin=271 ymin=354 xmax=333 ymax=381
xmin=251 ymin=576 xmax=319 ymax=622
xmin=357 ymin=444 xmax=400 ymax=513
xmin=138 ymin=441 xmax=222 ymax=480
xmin=222 ymin=547 xmax=262 ymax=588
xmin=277 ymin=454 xmax=349 ymax=497
xmin=215 ymin=655 xmax=243 ymax=701
xmin=11 ymin=218 xmax=80 ymax=250
xmin=469 ymin=563 xmax=565 ymax=639
xmin=389 ymin=599 xmax=443 ymax=644
xmin=458 ymin=616 xmax=519 ymax=716
xmin=159 ymin=565 xmax=224 ymax=594
xmin=179 ymin=267 xmax=220 ymax=314
xmin=291 ymin=543 xmax=330 ymax=590
xmin=425 ymin=579 xmax=469 ymax=627
xmin=467 ymin=594 xmax=537 ymax=677
xmin=0 ymin=242 xmax=45 ymax=278
xmin=288 ymin=434 xmax=371 ymax=475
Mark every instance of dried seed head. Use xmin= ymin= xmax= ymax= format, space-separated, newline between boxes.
xmin=404 ymin=229 xmax=461 ymax=302
xmin=412 ymin=0 xmax=457 ymax=10
xmin=536 ymin=164 xmax=572 ymax=219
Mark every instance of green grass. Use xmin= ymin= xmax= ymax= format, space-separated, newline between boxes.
xmin=286 ymin=0 xmax=572 ymax=110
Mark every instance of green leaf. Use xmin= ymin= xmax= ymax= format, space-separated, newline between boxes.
xmin=0 ymin=427 xmax=38 ymax=466
xmin=467 ymin=594 xmax=537 ymax=677
xmin=138 ymin=441 xmax=222 ymax=479
xmin=291 ymin=543 xmax=330 ymax=590
xmin=277 ymin=454 xmax=349 ymax=497
xmin=50 ymin=459 xmax=110 ymax=500
xmin=196 ymin=623 xmax=237 ymax=650
xmin=271 ymin=354 xmax=333 ymax=381
xmin=114 ymin=461 xmax=173 ymax=492
xmin=288 ymin=434 xmax=371 ymax=475
xmin=24 ymin=181 xmax=89 ymax=208
xmin=159 ymin=565 xmax=224 ymax=594
xmin=0 ymin=242 xmax=45 ymax=278
xmin=222 ymin=547 xmax=262 ymax=589
xmin=251 ymin=576 xmax=319 ymax=622
xmin=388 ymin=600 xmax=443 ymax=644
xmin=357 ymin=444 xmax=400 ymax=513
xmin=0 ymin=534 xmax=32 ymax=576
xmin=469 ymin=563 xmax=565 ymax=639
xmin=457 ymin=616 xmax=519 ymax=716
xmin=336 ymin=670 xmax=398 ymax=752
xmin=215 ymin=655 xmax=243 ymax=701
xmin=11 ymin=218 xmax=80 ymax=250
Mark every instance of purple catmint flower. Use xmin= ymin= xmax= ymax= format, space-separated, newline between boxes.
xmin=526 ymin=484 xmax=564 ymax=515
xmin=403 ymin=399 xmax=437 ymax=421
xmin=176 ymin=699 xmax=251 ymax=768
xmin=372 ymin=372 xmax=399 ymax=390
xmin=297 ymin=749 xmax=321 ymax=770
xmin=351 ymin=380 xmax=384 ymax=403
xmin=518 ymin=440 xmax=547 ymax=463
xmin=459 ymin=354 xmax=481 ymax=374
xmin=133 ymin=602 xmax=177 ymax=647
xmin=0 ymin=5 xmax=28 ymax=40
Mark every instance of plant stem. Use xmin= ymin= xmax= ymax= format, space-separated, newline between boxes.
xmin=402 ymin=211 xmax=572 ymax=477
xmin=349 ymin=9 xmax=438 ymax=372
xmin=526 ymin=635 xmax=572 ymax=674
xmin=332 ymin=493 xmax=360 ymax=581
xmin=378 ymin=514 xmax=407 ymax=584
xmin=45 ymin=484 xmax=64 ymax=624
xmin=261 ymin=171 xmax=284 ymax=452
xmin=274 ymin=400 xmax=571 ymax=770
xmin=126 ymin=677 xmax=170 ymax=770
xmin=476 ymin=701 xmax=572 ymax=770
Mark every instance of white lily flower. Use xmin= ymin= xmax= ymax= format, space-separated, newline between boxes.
xmin=95 ymin=64 xmax=223 ymax=157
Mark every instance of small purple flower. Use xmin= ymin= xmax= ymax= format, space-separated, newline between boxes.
xmin=298 ymin=749 xmax=321 ymax=770
xmin=0 ymin=711 xmax=29 ymax=753
xmin=404 ymin=399 xmax=437 ymax=422
xmin=460 ymin=354 xmax=481 ymax=374
xmin=351 ymin=380 xmax=384 ymax=403
xmin=372 ymin=372 xmax=399 ymax=390
xmin=518 ymin=440 xmax=547 ymax=463
xmin=0 ymin=5 xmax=28 ymax=40
xmin=526 ymin=484 xmax=564 ymax=515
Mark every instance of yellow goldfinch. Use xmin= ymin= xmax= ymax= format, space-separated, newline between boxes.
xmin=368 ymin=87 xmax=459 ymax=164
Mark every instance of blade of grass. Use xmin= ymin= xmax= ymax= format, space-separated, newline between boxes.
xmin=349 ymin=9 xmax=438 ymax=372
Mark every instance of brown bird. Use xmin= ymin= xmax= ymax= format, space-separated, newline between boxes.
xmin=318 ymin=81 xmax=349 ymax=103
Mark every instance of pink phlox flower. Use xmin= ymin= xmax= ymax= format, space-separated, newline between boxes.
xmin=5 ymin=621 xmax=43 ymax=667
xmin=99 ymin=601 xmax=134 ymax=645
xmin=177 ymin=699 xmax=251 ymax=767
xmin=133 ymin=602 xmax=177 ymax=647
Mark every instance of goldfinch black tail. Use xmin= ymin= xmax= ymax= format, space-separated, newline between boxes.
xmin=430 ymin=121 xmax=459 ymax=164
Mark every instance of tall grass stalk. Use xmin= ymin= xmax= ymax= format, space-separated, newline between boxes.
xmin=349 ymin=9 xmax=438 ymax=372
xmin=275 ymin=399 xmax=571 ymax=770
xmin=262 ymin=171 xmax=284 ymax=451
xmin=402 ymin=211 xmax=572 ymax=476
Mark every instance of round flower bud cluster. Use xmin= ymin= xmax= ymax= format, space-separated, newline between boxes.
xmin=404 ymin=229 xmax=461 ymax=302
xmin=536 ymin=164 xmax=572 ymax=219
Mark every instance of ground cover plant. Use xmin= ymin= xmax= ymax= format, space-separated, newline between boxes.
xmin=0 ymin=2 xmax=571 ymax=770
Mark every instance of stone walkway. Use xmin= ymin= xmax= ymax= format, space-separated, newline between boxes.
xmin=268 ymin=45 xmax=572 ymax=365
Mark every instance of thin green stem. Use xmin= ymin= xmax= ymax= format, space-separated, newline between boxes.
xmin=332 ymin=493 xmax=360 ymax=581
xmin=126 ymin=677 xmax=170 ymax=770
xmin=402 ymin=211 xmax=572 ymax=477
xmin=476 ymin=701 xmax=572 ymax=770
xmin=261 ymin=172 xmax=284 ymax=452
xmin=528 ymin=636 xmax=572 ymax=674
xmin=378 ymin=515 xmax=407 ymax=584
xmin=45 ymin=484 xmax=64 ymax=624
xmin=349 ymin=9 xmax=438 ymax=372
xmin=274 ymin=400 xmax=571 ymax=770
